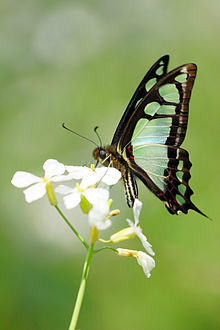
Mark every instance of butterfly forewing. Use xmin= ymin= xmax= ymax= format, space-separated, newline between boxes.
xmin=118 ymin=63 xmax=197 ymax=150
xmin=111 ymin=55 xmax=169 ymax=146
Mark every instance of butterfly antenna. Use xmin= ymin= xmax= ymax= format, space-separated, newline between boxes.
xmin=62 ymin=123 xmax=98 ymax=147
xmin=94 ymin=126 xmax=102 ymax=147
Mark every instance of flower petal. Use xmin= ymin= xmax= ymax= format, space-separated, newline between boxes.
xmin=11 ymin=171 xmax=41 ymax=188
xmin=84 ymin=188 xmax=109 ymax=204
xmin=96 ymin=167 xmax=121 ymax=185
xmin=126 ymin=219 xmax=155 ymax=256
xmin=23 ymin=182 xmax=46 ymax=203
xmin=65 ymin=166 xmax=90 ymax=179
xmin=88 ymin=199 xmax=111 ymax=230
xmin=137 ymin=231 xmax=155 ymax=256
xmin=55 ymin=185 xmax=75 ymax=195
xmin=80 ymin=172 xmax=99 ymax=189
xmin=63 ymin=192 xmax=81 ymax=209
xmin=51 ymin=173 xmax=75 ymax=182
xmin=133 ymin=198 xmax=142 ymax=225
xmin=43 ymin=159 xmax=65 ymax=178
xmin=136 ymin=251 xmax=155 ymax=278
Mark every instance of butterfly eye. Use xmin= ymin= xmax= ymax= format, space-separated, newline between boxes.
xmin=99 ymin=150 xmax=106 ymax=159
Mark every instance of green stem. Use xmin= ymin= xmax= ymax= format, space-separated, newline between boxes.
xmin=55 ymin=205 xmax=88 ymax=249
xmin=69 ymin=243 xmax=94 ymax=330
xmin=94 ymin=246 xmax=118 ymax=254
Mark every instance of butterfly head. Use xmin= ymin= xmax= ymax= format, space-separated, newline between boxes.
xmin=93 ymin=146 xmax=111 ymax=167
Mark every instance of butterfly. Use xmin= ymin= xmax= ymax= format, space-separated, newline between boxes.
xmin=93 ymin=55 xmax=207 ymax=217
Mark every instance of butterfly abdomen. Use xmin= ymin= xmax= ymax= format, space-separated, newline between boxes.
xmin=122 ymin=168 xmax=138 ymax=207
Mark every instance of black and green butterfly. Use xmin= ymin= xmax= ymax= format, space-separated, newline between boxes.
xmin=93 ymin=55 xmax=207 ymax=217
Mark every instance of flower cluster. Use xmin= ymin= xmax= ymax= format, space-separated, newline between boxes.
xmin=11 ymin=159 xmax=120 ymax=230
xmin=11 ymin=159 xmax=155 ymax=277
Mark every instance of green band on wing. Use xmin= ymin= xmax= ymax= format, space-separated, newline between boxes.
xmin=176 ymin=195 xmax=185 ymax=205
xmin=159 ymin=84 xmax=180 ymax=103
xmin=145 ymin=78 xmax=157 ymax=91
xmin=156 ymin=66 xmax=164 ymax=75
xmin=132 ymin=116 xmax=172 ymax=145
xmin=157 ymin=104 xmax=176 ymax=115
xmin=144 ymin=102 xmax=160 ymax=115
xmin=175 ymin=73 xmax=187 ymax=83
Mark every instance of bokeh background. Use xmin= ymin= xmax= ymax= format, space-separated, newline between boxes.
xmin=1 ymin=0 xmax=219 ymax=329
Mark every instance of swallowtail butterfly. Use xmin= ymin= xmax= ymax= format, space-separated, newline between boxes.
xmin=93 ymin=55 xmax=207 ymax=217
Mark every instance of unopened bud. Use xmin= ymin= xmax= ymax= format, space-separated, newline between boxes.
xmin=110 ymin=227 xmax=136 ymax=243
xmin=46 ymin=181 xmax=57 ymax=206
xmin=80 ymin=194 xmax=92 ymax=214
xmin=108 ymin=198 xmax=113 ymax=208
xmin=90 ymin=226 xmax=99 ymax=244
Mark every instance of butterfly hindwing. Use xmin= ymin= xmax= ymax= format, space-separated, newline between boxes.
xmin=127 ymin=143 xmax=205 ymax=215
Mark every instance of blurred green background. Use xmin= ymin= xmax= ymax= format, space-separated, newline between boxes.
xmin=1 ymin=0 xmax=219 ymax=329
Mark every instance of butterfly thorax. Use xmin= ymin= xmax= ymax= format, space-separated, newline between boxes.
xmin=93 ymin=145 xmax=138 ymax=207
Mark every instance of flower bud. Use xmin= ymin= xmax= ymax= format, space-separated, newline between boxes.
xmin=90 ymin=225 xmax=99 ymax=244
xmin=80 ymin=194 xmax=92 ymax=214
xmin=108 ymin=198 xmax=113 ymax=208
xmin=110 ymin=227 xmax=136 ymax=243
xmin=46 ymin=181 xmax=57 ymax=206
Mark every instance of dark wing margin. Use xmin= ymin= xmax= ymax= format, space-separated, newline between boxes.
xmin=111 ymin=55 xmax=169 ymax=146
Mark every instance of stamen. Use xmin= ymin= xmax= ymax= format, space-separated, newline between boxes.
xmin=76 ymin=183 xmax=85 ymax=192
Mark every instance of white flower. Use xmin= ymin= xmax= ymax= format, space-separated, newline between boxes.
xmin=126 ymin=219 xmax=155 ymax=256
xmin=88 ymin=198 xmax=111 ymax=230
xmin=11 ymin=159 xmax=71 ymax=203
xmin=120 ymin=198 xmax=155 ymax=256
xmin=55 ymin=183 xmax=109 ymax=211
xmin=56 ymin=181 xmax=112 ymax=230
xmin=117 ymin=248 xmax=155 ymax=278
xmin=65 ymin=165 xmax=121 ymax=189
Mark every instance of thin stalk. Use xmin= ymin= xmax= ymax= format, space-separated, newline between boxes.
xmin=68 ymin=243 xmax=94 ymax=330
xmin=94 ymin=246 xmax=118 ymax=254
xmin=55 ymin=205 xmax=88 ymax=249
